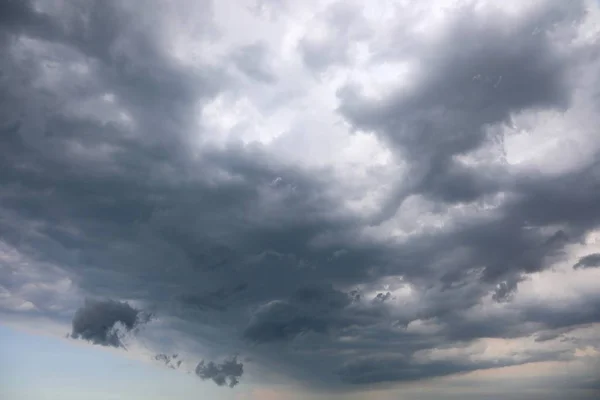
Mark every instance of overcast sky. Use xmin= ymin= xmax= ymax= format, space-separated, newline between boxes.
xmin=1 ymin=0 xmax=600 ymax=399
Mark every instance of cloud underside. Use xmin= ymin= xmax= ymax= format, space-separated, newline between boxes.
xmin=70 ymin=299 xmax=147 ymax=348
xmin=1 ymin=0 xmax=600 ymax=392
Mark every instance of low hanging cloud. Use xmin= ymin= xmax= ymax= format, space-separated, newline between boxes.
xmin=1 ymin=0 xmax=600 ymax=398
xmin=195 ymin=356 xmax=244 ymax=388
xmin=243 ymin=284 xmax=352 ymax=343
xmin=70 ymin=299 xmax=149 ymax=348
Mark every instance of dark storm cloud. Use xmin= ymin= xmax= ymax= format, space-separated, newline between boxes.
xmin=336 ymin=346 xmax=574 ymax=385
xmin=573 ymin=253 xmax=600 ymax=269
xmin=337 ymin=356 xmax=493 ymax=385
xmin=195 ymin=356 xmax=244 ymax=388
xmin=70 ymin=299 xmax=147 ymax=348
xmin=0 ymin=0 xmax=379 ymax=362
xmin=180 ymin=283 xmax=248 ymax=312
xmin=1 ymin=0 xmax=600 ymax=392
xmin=432 ymin=283 xmax=600 ymax=343
xmin=338 ymin=0 xmax=583 ymax=217
xmin=243 ymin=284 xmax=352 ymax=343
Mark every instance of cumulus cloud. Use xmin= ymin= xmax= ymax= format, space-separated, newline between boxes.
xmin=70 ymin=299 xmax=148 ymax=348
xmin=195 ymin=356 xmax=244 ymax=388
xmin=1 ymin=0 xmax=600 ymax=397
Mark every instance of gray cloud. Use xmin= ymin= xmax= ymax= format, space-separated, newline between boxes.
xmin=373 ymin=292 xmax=392 ymax=303
xmin=155 ymin=353 xmax=183 ymax=369
xmin=338 ymin=0 xmax=584 ymax=221
xmin=231 ymin=42 xmax=277 ymax=83
xmin=573 ymin=253 xmax=600 ymax=269
xmin=243 ymin=284 xmax=353 ymax=343
xmin=70 ymin=299 xmax=147 ymax=348
xmin=337 ymin=356 xmax=488 ymax=385
xmin=180 ymin=283 xmax=248 ymax=312
xmin=299 ymin=2 xmax=371 ymax=72
xmin=1 ymin=0 xmax=600 ymax=395
xmin=195 ymin=356 xmax=244 ymax=388
xmin=336 ymin=346 xmax=574 ymax=386
xmin=534 ymin=328 xmax=572 ymax=343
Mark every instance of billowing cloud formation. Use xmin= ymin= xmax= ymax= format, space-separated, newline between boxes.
xmin=1 ymin=0 xmax=600 ymax=397
xmin=243 ymin=284 xmax=352 ymax=342
xmin=195 ymin=356 xmax=244 ymax=388
xmin=70 ymin=299 xmax=146 ymax=348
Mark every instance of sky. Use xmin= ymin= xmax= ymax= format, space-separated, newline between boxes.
xmin=0 ymin=0 xmax=600 ymax=399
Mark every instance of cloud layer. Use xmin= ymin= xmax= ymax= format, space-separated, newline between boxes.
xmin=0 ymin=0 xmax=599 ymax=396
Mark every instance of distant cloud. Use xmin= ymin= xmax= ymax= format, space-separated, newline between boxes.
xmin=243 ymin=284 xmax=352 ymax=343
xmin=155 ymin=353 xmax=183 ymax=369
xmin=195 ymin=356 xmax=244 ymax=388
